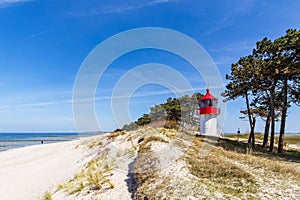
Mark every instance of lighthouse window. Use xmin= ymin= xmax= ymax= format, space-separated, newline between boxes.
xmin=205 ymin=100 xmax=211 ymax=107
xmin=199 ymin=101 xmax=202 ymax=108
xmin=212 ymin=100 xmax=217 ymax=106
xmin=200 ymin=100 xmax=210 ymax=107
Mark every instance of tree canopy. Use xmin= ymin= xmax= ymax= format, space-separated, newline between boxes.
xmin=122 ymin=93 xmax=203 ymax=131
xmin=223 ymin=29 xmax=300 ymax=153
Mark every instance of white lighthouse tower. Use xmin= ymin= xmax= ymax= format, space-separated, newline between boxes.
xmin=199 ymin=89 xmax=220 ymax=136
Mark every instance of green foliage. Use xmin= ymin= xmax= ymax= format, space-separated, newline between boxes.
xmin=122 ymin=93 xmax=203 ymax=130
xmin=223 ymin=29 xmax=300 ymax=152
xmin=150 ymin=104 xmax=167 ymax=122
xmin=164 ymin=97 xmax=181 ymax=122
xmin=113 ymin=128 xmax=123 ymax=132
xmin=179 ymin=93 xmax=202 ymax=128
xmin=136 ymin=113 xmax=151 ymax=126
xmin=122 ymin=121 xmax=138 ymax=131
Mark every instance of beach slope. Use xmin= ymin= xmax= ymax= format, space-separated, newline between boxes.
xmin=0 ymin=140 xmax=89 ymax=200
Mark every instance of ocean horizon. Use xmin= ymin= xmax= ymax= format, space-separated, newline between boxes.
xmin=0 ymin=132 xmax=105 ymax=152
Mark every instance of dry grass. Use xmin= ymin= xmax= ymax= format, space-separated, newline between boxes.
xmin=54 ymin=128 xmax=300 ymax=199
xmin=143 ymin=135 xmax=169 ymax=144
xmin=131 ymin=155 xmax=159 ymax=199
xmin=106 ymin=130 xmax=126 ymax=140
xmin=58 ymin=156 xmax=114 ymax=195
xmin=184 ymin=136 xmax=300 ymax=198
xmin=159 ymin=127 xmax=177 ymax=138
xmin=129 ymin=134 xmax=170 ymax=199
xmin=226 ymin=133 xmax=300 ymax=146
xmin=87 ymin=138 xmax=103 ymax=148
xmin=185 ymin=137 xmax=259 ymax=198
xmin=216 ymin=139 xmax=300 ymax=180
xmin=284 ymin=134 xmax=300 ymax=145
xmin=125 ymin=147 xmax=136 ymax=156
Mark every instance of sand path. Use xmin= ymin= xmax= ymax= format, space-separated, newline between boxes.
xmin=0 ymin=140 xmax=89 ymax=200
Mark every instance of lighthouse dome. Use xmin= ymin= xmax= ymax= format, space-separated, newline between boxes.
xmin=199 ymin=89 xmax=218 ymax=101
xmin=199 ymin=89 xmax=220 ymax=115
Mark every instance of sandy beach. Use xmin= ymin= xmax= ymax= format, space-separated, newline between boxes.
xmin=0 ymin=140 xmax=90 ymax=200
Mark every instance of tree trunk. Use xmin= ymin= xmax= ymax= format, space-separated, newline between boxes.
xmin=278 ymin=74 xmax=288 ymax=153
xmin=269 ymin=109 xmax=275 ymax=152
xmin=245 ymin=92 xmax=254 ymax=146
xmin=251 ymin=115 xmax=256 ymax=148
xmin=269 ymin=79 xmax=277 ymax=152
xmin=262 ymin=112 xmax=271 ymax=147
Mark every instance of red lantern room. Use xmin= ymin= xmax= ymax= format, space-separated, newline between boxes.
xmin=199 ymin=89 xmax=220 ymax=115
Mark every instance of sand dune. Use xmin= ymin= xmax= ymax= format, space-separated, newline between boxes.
xmin=1 ymin=130 xmax=299 ymax=199
xmin=0 ymin=140 xmax=90 ymax=200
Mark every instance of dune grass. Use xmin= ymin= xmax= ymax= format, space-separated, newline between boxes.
xmin=53 ymin=128 xmax=299 ymax=199
xmin=184 ymin=136 xmax=300 ymax=198
xmin=106 ymin=130 xmax=126 ymax=140
xmin=127 ymin=128 xmax=299 ymax=199
xmin=129 ymin=134 xmax=169 ymax=199
xmin=185 ymin=137 xmax=259 ymax=198
xmin=87 ymin=138 xmax=103 ymax=148
xmin=57 ymin=156 xmax=114 ymax=195
xmin=40 ymin=191 xmax=52 ymax=200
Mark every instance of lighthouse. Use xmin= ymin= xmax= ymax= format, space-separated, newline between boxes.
xmin=199 ymin=89 xmax=220 ymax=136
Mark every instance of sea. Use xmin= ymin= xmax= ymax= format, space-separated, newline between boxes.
xmin=0 ymin=132 xmax=101 ymax=152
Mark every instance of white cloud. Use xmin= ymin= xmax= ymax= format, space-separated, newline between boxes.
xmin=102 ymin=4 xmax=145 ymax=14
xmin=16 ymin=101 xmax=59 ymax=108
xmin=68 ymin=0 xmax=180 ymax=16
xmin=0 ymin=0 xmax=31 ymax=8
xmin=147 ymin=0 xmax=178 ymax=6
xmin=30 ymin=29 xmax=51 ymax=39
xmin=104 ymin=0 xmax=179 ymax=14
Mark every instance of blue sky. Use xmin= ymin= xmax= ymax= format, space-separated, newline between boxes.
xmin=0 ymin=0 xmax=299 ymax=133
